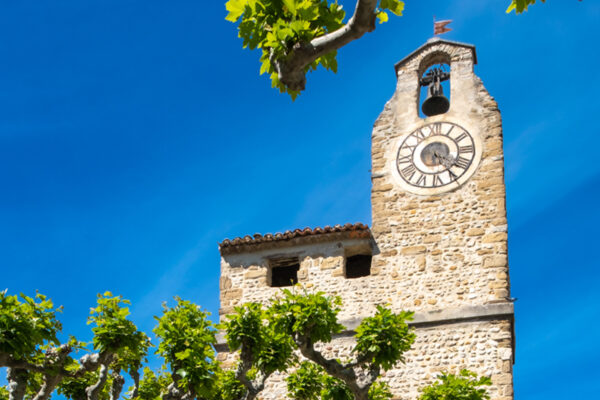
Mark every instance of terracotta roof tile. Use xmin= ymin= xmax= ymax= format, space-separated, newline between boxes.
xmin=219 ymin=223 xmax=370 ymax=254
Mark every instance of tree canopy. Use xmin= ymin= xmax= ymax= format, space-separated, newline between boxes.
xmin=225 ymin=0 xmax=550 ymax=98
xmin=0 ymin=288 xmax=491 ymax=400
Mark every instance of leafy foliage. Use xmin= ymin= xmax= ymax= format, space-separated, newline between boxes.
xmin=367 ymin=381 xmax=392 ymax=400
xmin=87 ymin=292 xmax=151 ymax=384
xmin=225 ymin=0 xmax=346 ymax=97
xmin=286 ymin=360 xmax=394 ymax=400
xmin=153 ymin=297 xmax=217 ymax=398
xmin=353 ymin=305 xmax=415 ymax=370
xmin=418 ymin=370 xmax=491 ymax=400
xmin=506 ymin=0 xmax=546 ymax=14
xmin=223 ymin=302 xmax=294 ymax=375
xmin=88 ymin=292 xmax=149 ymax=356
xmin=286 ymin=361 xmax=324 ymax=400
xmin=269 ymin=288 xmax=345 ymax=342
xmin=0 ymin=288 xmax=492 ymax=400
xmin=132 ymin=368 xmax=171 ymax=400
xmin=0 ymin=290 xmax=61 ymax=360
xmin=321 ymin=376 xmax=352 ymax=400
xmin=58 ymin=371 xmax=112 ymax=400
xmin=224 ymin=0 xmax=404 ymax=97
xmin=214 ymin=370 xmax=245 ymax=400
xmin=286 ymin=362 xmax=386 ymax=400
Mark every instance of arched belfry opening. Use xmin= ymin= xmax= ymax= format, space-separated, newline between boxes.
xmin=418 ymin=51 xmax=451 ymax=118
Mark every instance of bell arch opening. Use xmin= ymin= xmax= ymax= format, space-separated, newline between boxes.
xmin=418 ymin=52 xmax=451 ymax=118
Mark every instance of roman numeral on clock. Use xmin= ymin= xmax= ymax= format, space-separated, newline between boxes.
xmin=401 ymin=164 xmax=416 ymax=179
xmin=454 ymin=156 xmax=470 ymax=169
xmin=455 ymin=132 xmax=468 ymax=142
xmin=416 ymin=174 xmax=427 ymax=187
xmin=433 ymin=175 xmax=444 ymax=187
xmin=459 ymin=145 xmax=474 ymax=154
xmin=397 ymin=155 xmax=412 ymax=164
xmin=414 ymin=129 xmax=427 ymax=142
xmin=430 ymin=123 xmax=442 ymax=135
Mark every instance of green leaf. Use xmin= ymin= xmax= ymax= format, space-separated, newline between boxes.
xmin=282 ymin=0 xmax=297 ymax=16
xmin=297 ymin=1 xmax=319 ymax=21
xmin=506 ymin=0 xmax=546 ymax=14
xmin=380 ymin=0 xmax=404 ymax=16
xmin=225 ymin=0 xmax=248 ymax=22
xmin=376 ymin=11 xmax=389 ymax=24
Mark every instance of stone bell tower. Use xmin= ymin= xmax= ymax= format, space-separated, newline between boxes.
xmin=369 ymin=37 xmax=514 ymax=399
xmin=216 ymin=38 xmax=514 ymax=400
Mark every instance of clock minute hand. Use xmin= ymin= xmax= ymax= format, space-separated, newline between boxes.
xmin=433 ymin=151 xmax=456 ymax=169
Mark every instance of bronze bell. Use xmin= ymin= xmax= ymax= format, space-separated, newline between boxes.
xmin=422 ymin=80 xmax=450 ymax=116
xmin=420 ymin=67 xmax=450 ymax=117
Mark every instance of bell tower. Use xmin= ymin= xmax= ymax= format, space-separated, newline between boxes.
xmin=216 ymin=38 xmax=514 ymax=400
xmin=369 ymin=37 xmax=514 ymax=399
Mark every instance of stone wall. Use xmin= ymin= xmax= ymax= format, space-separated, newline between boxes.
xmin=220 ymin=237 xmax=378 ymax=321
xmin=217 ymin=319 xmax=513 ymax=400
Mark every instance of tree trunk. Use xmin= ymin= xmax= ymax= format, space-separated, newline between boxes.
xmin=7 ymin=368 xmax=28 ymax=400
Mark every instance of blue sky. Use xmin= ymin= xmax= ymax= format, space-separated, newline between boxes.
xmin=1 ymin=1 xmax=599 ymax=398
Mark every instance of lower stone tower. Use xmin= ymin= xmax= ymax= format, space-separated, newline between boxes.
xmin=217 ymin=38 xmax=514 ymax=400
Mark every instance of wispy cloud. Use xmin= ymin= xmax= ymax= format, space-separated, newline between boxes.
xmin=131 ymin=232 xmax=216 ymax=325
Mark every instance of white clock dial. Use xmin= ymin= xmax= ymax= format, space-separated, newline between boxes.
xmin=395 ymin=122 xmax=480 ymax=194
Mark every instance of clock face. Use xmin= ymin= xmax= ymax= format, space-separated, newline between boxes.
xmin=395 ymin=122 xmax=478 ymax=193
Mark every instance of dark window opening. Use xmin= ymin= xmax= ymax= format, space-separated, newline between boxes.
xmin=345 ymin=255 xmax=372 ymax=279
xmin=270 ymin=257 xmax=300 ymax=287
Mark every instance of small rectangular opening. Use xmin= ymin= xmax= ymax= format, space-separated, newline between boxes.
xmin=345 ymin=254 xmax=372 ymax=279
xmin=269 ymin=257 xmax=300 ymax=287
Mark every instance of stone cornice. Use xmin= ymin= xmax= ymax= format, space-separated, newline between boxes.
xmin=215 ymin=302 xmax=514 ymax=351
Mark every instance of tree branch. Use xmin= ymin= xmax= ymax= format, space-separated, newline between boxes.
xmin=0 ymin=355 xmax=50 ymax=375
xmin=1 ymin=347 xmax=117 ymax=400
xmin=294 ymin=335 xmax=367 ymax=398
xmin=274 ymin=0 xmax=378 ymax=90
xmin=163 ymin=382 xmax=183 ymax=400
xmin=76 ymin=353 xmax=102 ymax=377
xmin=233 ymin=344 xmax=275 ymax=400
xmin=163 ymin=362 xmax=193 ymax=400
xmin=129 ymin=368 xmax=140 ymax=399
xmin=109 ymin=370 xmax=125 ymax=400
xmin=356 ymin=364 xmax=380 ymax=392
xmin=32 ymin=345 xmax=73 ymax=400
xmin=85 ymin=353 xmax=114 ymax=400
xmin=235 ymin=347 xmax=259 ymax=400
xmin=294 ymin=333 xmax=382 ymax=400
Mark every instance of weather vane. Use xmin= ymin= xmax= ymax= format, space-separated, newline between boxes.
xmin=433 ymin=17 xmax=452 ymax=36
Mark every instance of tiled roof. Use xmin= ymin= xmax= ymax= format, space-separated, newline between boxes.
xmin=219 ymin=223 xmax=370 ymax=254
